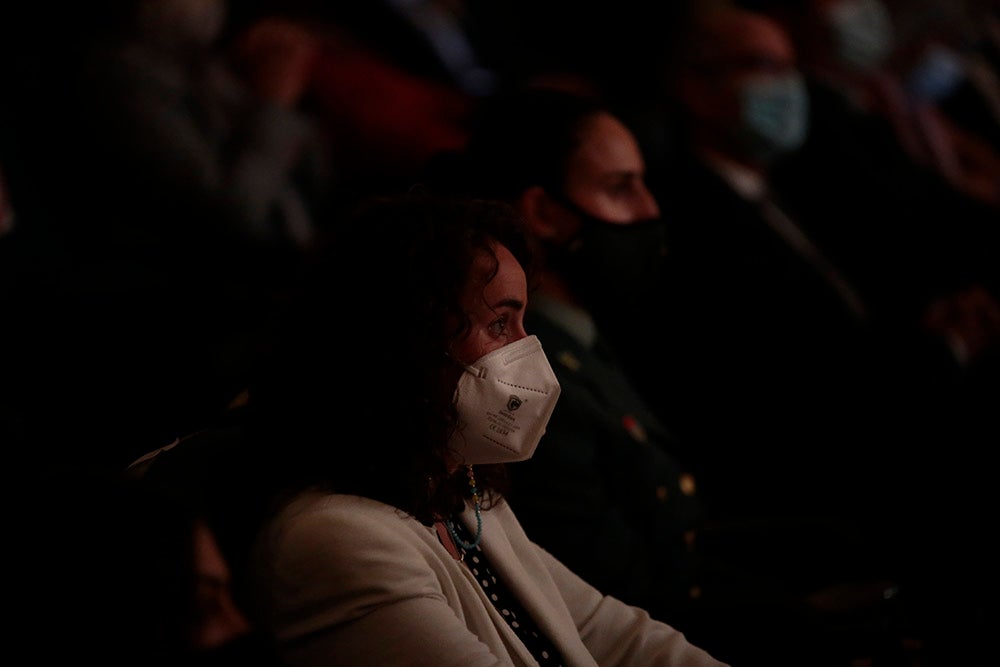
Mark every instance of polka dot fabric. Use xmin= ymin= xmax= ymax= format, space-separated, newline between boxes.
xmin=450 ymin=518 xmax=566 ymax=666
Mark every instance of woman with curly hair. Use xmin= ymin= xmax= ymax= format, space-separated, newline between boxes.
xmin=237 ymin=192 xmax=728 ymax=666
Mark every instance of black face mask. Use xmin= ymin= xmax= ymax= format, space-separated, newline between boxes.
xmin=546 ymin=194 xmax=668 ymax=322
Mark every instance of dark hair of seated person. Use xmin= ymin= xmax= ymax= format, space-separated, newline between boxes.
xmin=243 ymin=191 xmax=538 ymax=526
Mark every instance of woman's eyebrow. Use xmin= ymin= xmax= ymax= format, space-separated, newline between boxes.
xmin=492 ymin=297 xmax=525 ymax=311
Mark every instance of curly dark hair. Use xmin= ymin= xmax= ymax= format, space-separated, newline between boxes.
xmin=245 ymin=191 xmax=536 ymax=525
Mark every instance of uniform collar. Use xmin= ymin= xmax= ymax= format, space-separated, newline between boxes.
xmin=529 ymin=294 xmax=597 ymax=349
xmin=699 ymin=150 xmax=768 ymax=202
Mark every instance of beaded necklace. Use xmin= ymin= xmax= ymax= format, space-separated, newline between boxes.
xmin=445 ymin=465 xmax=483 ymax=550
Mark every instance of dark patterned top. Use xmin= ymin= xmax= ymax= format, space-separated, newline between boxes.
xmin=450 ymin=518 xmax=566 ymax=666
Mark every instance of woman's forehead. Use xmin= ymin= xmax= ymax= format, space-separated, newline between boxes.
xmin=464 ymin=242 xmax=527 ymax=305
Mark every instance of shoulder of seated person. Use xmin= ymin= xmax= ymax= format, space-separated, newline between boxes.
xmin=273 ymin=492 xmax=432 ymax=545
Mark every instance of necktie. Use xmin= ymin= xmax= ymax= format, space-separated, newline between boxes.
xmin=757 ymin=192 xmax=869 ymax=322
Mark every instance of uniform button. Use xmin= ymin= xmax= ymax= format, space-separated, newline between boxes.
xmin=622 ymin=414 xmax=648 ymax=443
xmin=655 ymin=485 xmax=669 ymax=501
xmin=689 ymin=585 xmax=702 ymax=599
xmin=684 ymin=530 xmax=697 ymax=547
xmin=679 ymin=473 xmax=696 ymax=496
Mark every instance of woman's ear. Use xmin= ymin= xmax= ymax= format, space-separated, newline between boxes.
xmin=518 ymin=186 xmax=563 ymax=242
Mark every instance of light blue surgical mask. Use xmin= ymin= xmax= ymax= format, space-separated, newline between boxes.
xmin=904 ymin=44 xmax=966 ymax=102
xmin=826 ymin=0 xmax=895 ymax=72
xmin=736 ymin=72 xmax=811 ymax=163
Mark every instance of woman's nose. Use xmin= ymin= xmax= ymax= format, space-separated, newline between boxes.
xmin=508 ymin=321 xmax=529 ymax=343
xmin=635 ymin=183 xmax=661 ymax=219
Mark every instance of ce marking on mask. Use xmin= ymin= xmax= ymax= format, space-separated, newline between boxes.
xmin=488 ymin=395 xmax=526 ymax=436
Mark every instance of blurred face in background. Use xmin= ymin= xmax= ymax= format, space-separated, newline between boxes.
xmin=559 ymin=112 xmax=660 ymax=231
xmin=526 ymin=110 xmax=668 ymax=314
xmin=680 ymin=9 xmax=808 ymax=165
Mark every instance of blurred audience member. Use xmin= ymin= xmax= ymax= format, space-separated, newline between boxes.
xmin=126 ymin=420 xmax=270 ymax=621
xmin=1 ymin=0 xmax=336 ymax=471
xmin=226 ymin=0 xmax=483 ymax=206
xmin=744 ymin=0 xmax=1000 ymax=209
xmin=622 ymin=4 xmax=997 ymax=663
xmin=307 ymin=0 xmax=501 ymax=97
xmin=892 ymin=0 xmax=1000 ymax=145
xmin=15 ymin=466 xmax=281 ymax=666
xmin=939 ymin=0 xmax=1000 ymax=152
xmin=76 ymin=0 xmax=333 ymax=252
xmin=741 ymin=0 xmax=1000 ymax=450
xmin=635 ymin=1 xmax=999 ymax=523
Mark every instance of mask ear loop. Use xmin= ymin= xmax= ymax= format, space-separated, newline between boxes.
xmin=465 ymin=365 xmax=487 ymax=378
xmin=445 ymin=349 xmax=487 ymax=379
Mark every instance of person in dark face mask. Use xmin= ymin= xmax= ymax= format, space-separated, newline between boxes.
xmin=423 ymin=83 xmax=705 ymax=641
xmin=423 ymin=88 xmax=852 ymax=666
xmin=438 ymin=87 xmax=669 ymax=325
xmin=540 ymin=188 xmax=668 ymax=326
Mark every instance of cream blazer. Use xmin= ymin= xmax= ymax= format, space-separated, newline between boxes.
xmin=249 ymin=491 xmax=729 ymax=666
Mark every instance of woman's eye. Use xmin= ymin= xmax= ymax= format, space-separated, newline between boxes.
xmin=488 ymin=316 xmax=508 ymax=337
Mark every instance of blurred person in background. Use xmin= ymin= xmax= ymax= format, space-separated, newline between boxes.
xmin=14 ymin=466 xmax=281 ymax=666
xmin=744 ymin=0 xmax=1000 ymax=210
xmin=619 ymin=4 xmax=997 ymax=663
xmin=0 ymin=0 xmax=336 ymax=474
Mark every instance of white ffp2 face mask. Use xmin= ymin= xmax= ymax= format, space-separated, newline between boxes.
xmin=449 ymin=335 xmax=561 ymax=465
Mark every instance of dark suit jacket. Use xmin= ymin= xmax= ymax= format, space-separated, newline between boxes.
xmin=606 ymin=149 xmax=928 ymax=528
